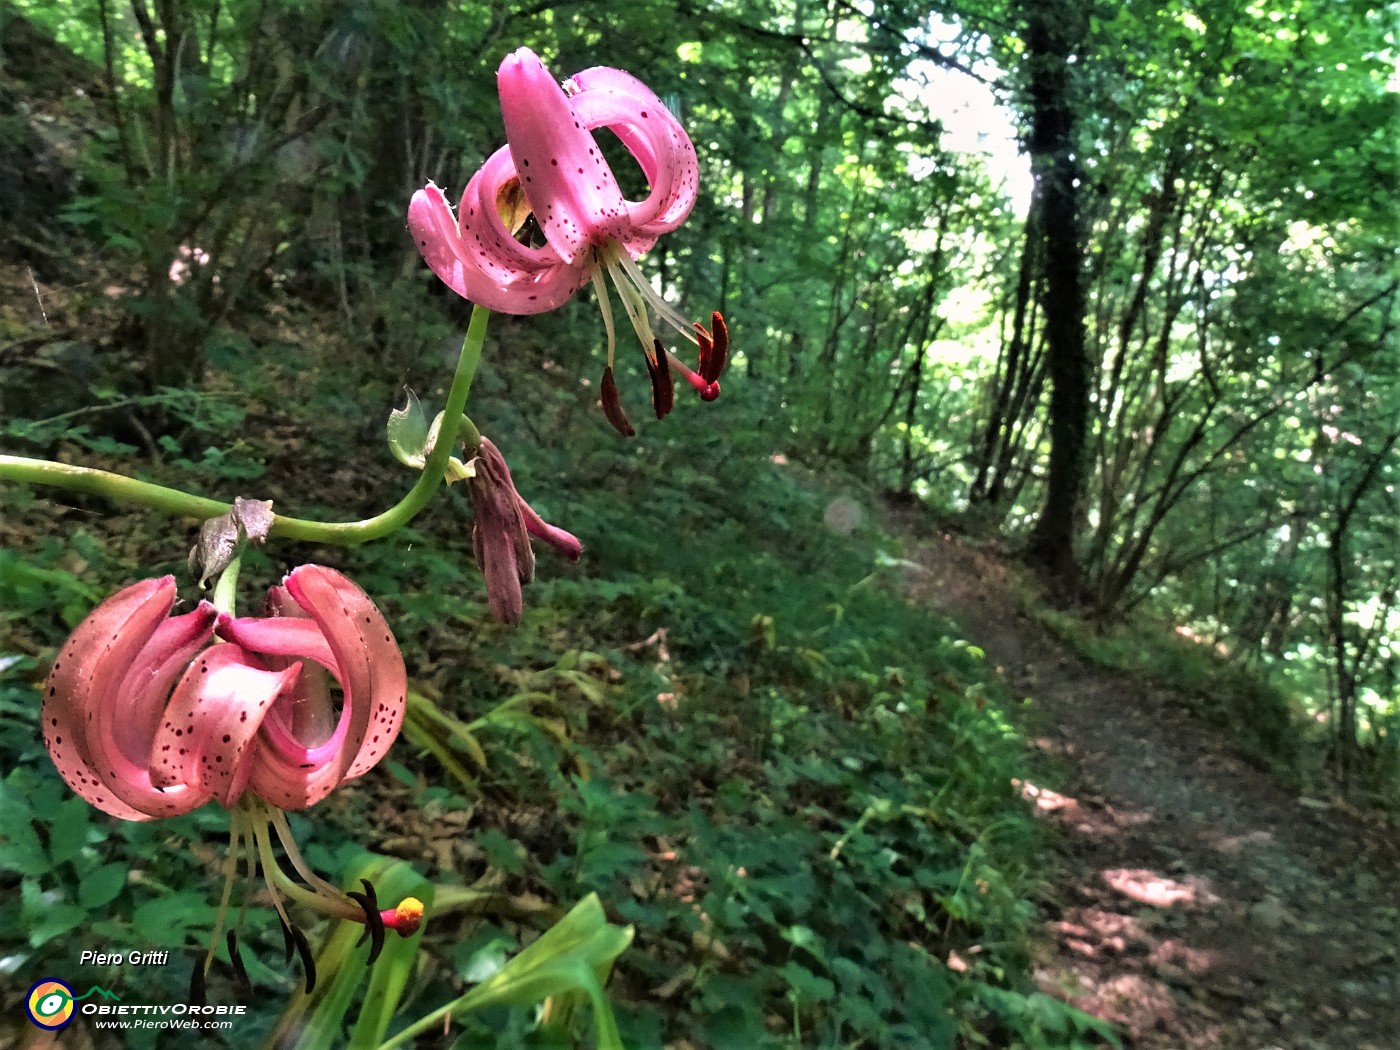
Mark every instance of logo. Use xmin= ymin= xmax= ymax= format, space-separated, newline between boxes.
xmin=26 ymin=979 xmax=76 ymax=1030
xmin=24 ymin=980 xmax=122 ymax=1030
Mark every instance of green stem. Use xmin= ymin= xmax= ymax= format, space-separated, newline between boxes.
xmin=212 ymin=555 xmax=241 ymax=614
xmin=0 ymin=306 xmax=492 ymax=546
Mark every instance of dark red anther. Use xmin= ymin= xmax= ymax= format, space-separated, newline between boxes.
xmin=600 ymin=366 xmax=635 ymax=437
xmin=647 ymin=340 xmax=675 ymax=420
xmin=188 ymin=955 xmax=207 ymax=1008
xmin=289 ymin=923 xmax=316 ymax=994
xmin=227 ymin=929 xmax=252 ymax=995
xmin=695 ymin=311 xmax=729 ymax=385
xmin=348 ymin=878 xmax=387 ymax=965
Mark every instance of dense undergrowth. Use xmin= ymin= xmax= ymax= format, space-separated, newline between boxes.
xmin=0 ymin=275 xmax=1113 ymax=1049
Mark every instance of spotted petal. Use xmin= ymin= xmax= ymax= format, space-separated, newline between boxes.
xmin=497 ymin=47 xmax=630 ymax=264
xmin=218 ymin=565 xmax=407 ymax=807
xmin=408 ymin=181 xmax=589 ymax=314
xmin=42 ymin=577 xmax=219 ymax=820
xmin=568 ymin=66 xmax=699 ymax=242
xmin=148 ymin=644 xmax=301 ymax=808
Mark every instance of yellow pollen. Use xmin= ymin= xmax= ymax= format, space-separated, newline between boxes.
xmin=393 ymin=897 xmax=425 ymax=935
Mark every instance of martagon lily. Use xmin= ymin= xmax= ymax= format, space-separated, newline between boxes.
xmin=42 ymin=565 xmax=420 ymax=990
xmin=409 ymin=47 xmax=727 ymax=435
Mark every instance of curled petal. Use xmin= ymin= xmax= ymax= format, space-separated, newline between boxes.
xmin=408 ymin=182 xmax=589 ymax=314
xmin=42 ymin=577 xmax=218 ymax=820
xmin=223 ymin=566 xmax=407 ymax=807
xmin=457 ymin=149 xmax=593 ymax=298
xmin=568 ymin=66 xmax=699 ymax=239
xmin=498 ymin=48 xmax=629 ymax=263
xmin=262 ymin=585 xmax=336 ymax=746
xmin=284 ymin=565 xmax=407 ymax=782
xmin=148 ymin=645 xmax=301 ymax=808
xmin=109 ymin=604 xmax=222 ymax=777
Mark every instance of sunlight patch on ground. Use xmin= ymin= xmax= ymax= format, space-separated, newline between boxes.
xmin=1015 ymin=778 xmax=1155 ymax=838
xmin=1017 ymin=779 xmax=1078 ymax=813
xmin=1100 ymin=868 xmax=1220 ymax=908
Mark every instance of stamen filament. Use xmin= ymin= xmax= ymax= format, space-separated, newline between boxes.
xmin=612 ymin=248 xmax=698 ymax=341
xmin=590 ymin=268 xmax=618 ymax=369
xmin=249 ymin=815 xmax=296 ymax=933
xmin=269 ymin=805 xmax=345 ymax=901
xmin=204 ymin=809 xmax=248 ymax=975
xmin=605 ymin=261 xmax=657 ymax=356
xmin=265 ymin=852 xmax=364 ymax=922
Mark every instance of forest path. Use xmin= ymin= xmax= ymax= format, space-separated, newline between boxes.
xmin=900 ymin=526 xmax=1400 ymax=1050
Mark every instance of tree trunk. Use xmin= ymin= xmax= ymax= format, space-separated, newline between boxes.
xmin=1021 ymin=0 xmax=1089 ymax=598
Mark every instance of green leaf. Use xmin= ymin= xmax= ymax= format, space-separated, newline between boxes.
xmin=28 ymin=902 xmax=87 ymax=948
xmin=131 ymin=892 xmax=213 ymax=945
xmin=781 ymin=924 xmax=829 ymax=963
xmin=781 ymin=961 xmax=835 ymax=1002
xmin=79 ymin=863 xmax=129 ymax=910
xmin=0 ymin=818 xmax=48 ymax=877
xmin=454 ymin=931 xmax=514 ymax=983
xmin=48 ymin=797 xmax=94 ymax=866
xmin=476 ymin=828 xmax=527 ymax=876
xmin=386 ymin=388 xmax=430 ymax=468
xmin=440 ymin=894 xmax=634 ymax=1050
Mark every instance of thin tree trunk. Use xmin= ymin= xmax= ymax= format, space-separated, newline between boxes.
xmin=1022 ymin=0 xmax=1089 ymax=596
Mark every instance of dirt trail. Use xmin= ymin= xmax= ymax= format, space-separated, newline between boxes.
xmin=904 ymin=529 xmax=1400 ymax=1050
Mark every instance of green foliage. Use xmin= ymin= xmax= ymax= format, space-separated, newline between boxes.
xmin=6 ymin=385 xmax=260 ymax=477
xmin=0 ymin=368 xmax=1099 ymax=1048
xmin=337 ymin=387 xmax=1109 ymax=1048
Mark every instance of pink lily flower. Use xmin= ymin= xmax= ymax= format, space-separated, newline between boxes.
xmin=42 ymin=566 xmax=421 ymax=989
xmin=408 ymin=48 xmax=728 ymax=434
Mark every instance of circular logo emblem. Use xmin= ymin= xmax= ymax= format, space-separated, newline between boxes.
xmin=26 ymin=979 xmax=76 ymax=1030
